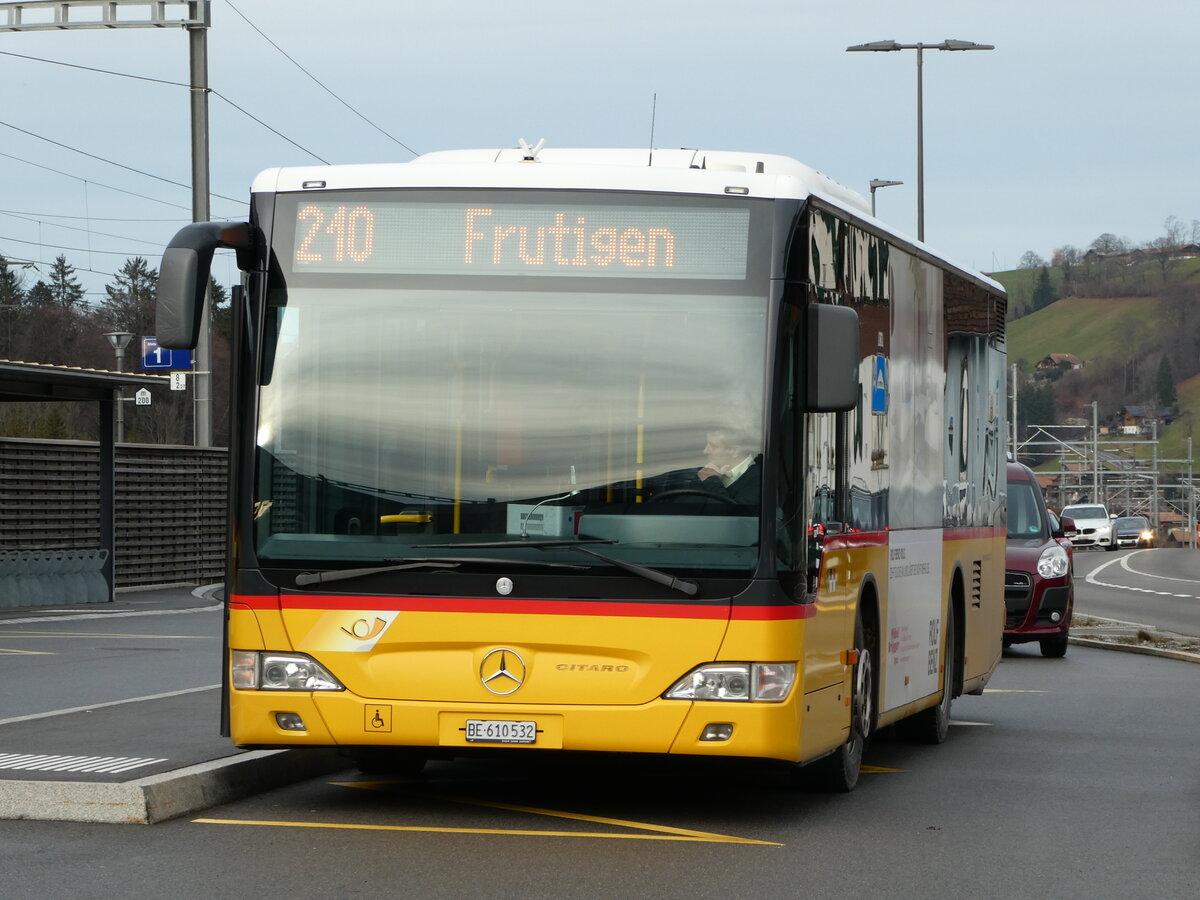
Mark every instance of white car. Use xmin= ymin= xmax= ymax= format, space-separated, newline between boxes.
xmin=1060 ymin=504 xmax=1115 ymax=550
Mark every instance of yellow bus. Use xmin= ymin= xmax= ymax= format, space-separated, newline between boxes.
xmin=157 ymin=146 xmax=1006 ymax=791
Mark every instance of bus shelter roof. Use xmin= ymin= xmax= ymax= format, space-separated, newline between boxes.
xmin=0 ymin=359 xmax=168 ymax=401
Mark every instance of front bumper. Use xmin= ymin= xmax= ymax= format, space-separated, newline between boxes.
xmin=228 ymin=687 xmax=810 ymax=762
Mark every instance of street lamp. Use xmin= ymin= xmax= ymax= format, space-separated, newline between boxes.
xmin=847 ymin=39 xmax=994 ymax=242
xmin=104 ymin=331 xmax=134 ymax=442
xmin=869 ymin=179 xmax=903 ymax=217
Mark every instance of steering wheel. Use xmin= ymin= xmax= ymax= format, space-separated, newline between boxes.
xmin=647 ymin=488 xmax=736 ymax=505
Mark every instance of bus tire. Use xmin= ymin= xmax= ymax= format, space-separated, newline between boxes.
xmin=809 ymin=616 xmax=874 ymax=792
xmin=899 ymin=602 xmax=954 ymax=745
xmin=1040 ymin=636 xmax=1068 ymax=658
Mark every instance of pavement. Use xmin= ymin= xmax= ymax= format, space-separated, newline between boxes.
xmin=0 ymin=585 xmax=346 ymax=825
xmin=0 ymin=584 xmax=1195 ymax=826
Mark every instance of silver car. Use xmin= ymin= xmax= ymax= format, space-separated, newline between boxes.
xmin=1060 ymin=504 xmax=1115 ymax=550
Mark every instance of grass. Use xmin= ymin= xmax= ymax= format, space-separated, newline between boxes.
xmin=1006 ymin=296 xmax=1159 ymax=373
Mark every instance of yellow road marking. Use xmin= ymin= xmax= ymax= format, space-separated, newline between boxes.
xmin=434 ymin=793 xmax=771 ymax=843
xmin=983 ymin=689 xmax=1047 ymax=693
xmin=860 ymin=765 xmax=907 ymax=773
xmin=265 ymin=780 xmax=781 ymax=845
xmin=0 ymin=647 xmax=55 ymax=655
xmin=193 ymin=817 xmax=779 ymax=845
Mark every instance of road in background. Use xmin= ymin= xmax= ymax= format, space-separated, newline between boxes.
xmin=1073 ymin=547 xmax=1200 ymax=635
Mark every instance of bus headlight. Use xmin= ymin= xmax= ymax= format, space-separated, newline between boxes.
xmin=664 ymin=663 xmax=795 ymax=702
xmin=231 ymin=650 xmax=345 ymax=691
xmin=1037 ymin=544 xmax=1070 ymax=578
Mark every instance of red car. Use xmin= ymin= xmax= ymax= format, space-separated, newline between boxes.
xmin=1004 ymin=461 xmax=1075 ymax=658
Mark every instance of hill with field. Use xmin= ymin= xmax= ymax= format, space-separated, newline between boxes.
xmin=991 ymin=265 xmax=1200 ymax=467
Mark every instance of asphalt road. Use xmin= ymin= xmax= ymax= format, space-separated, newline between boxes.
xmin=2 ymin=640 xmax=1197 ymax=899
xmin=1072 ymin=547 xmax=1200 ymax=635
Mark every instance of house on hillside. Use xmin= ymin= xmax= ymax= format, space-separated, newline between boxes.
xmin=1083 ymin=244 xmax=1200 ymax=266
xmin=1035 ymin=353 xmax=1083 ymax=377
xmin=1113 ymin=405 xmax=1175 ymax=435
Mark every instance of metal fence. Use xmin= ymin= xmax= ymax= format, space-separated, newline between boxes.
xmin=0 ymin=437 xmax=228 ymax=587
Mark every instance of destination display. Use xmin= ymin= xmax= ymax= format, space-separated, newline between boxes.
xmin=290 ymin=200 xmax=750 ymax=279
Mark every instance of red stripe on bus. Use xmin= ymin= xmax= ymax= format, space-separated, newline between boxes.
xmin=822 ymin=526 xmax=1005 ymax=552
xmin=231 ymin=593 xmax=814 ymax=621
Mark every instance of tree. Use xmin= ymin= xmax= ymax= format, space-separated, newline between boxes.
xmin=101 ymin=257 xmax=158 ymax=337
xmin=1143 ymin=215 xmax=1189 ymax=282
xmin=1050 ymin=246 xmax=1082 ymax=268
xmin=1154 ymin=356 xmax=1178 ymax=409
xmin=1159 ymin=282 xmax=1200 ymax=383
xmin=1089 ymin=233 xmax=1129 ymax=254
xmin=209 ymin=276 xmax=231 ymax=341
xmin=0 ymin=255 xmax=26 ymax=358
xmin=24 ymin=281 xmax=54 ymax=308
xmin=1017 ymin=250 xmax=1046 ymax=269
xmin=1031 ymin=266 xmax=1056 ymax=310
xmin=46 ymin=255 xmax=86 ymax=309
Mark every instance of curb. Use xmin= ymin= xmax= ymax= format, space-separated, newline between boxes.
xmin=0 ymin=749 xmax=348 ymax=825
xmin=1068 ymin=635 xmax=1200 ymax=664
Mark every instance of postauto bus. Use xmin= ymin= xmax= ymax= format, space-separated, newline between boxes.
xmin=156 ymin=145 xmax=1006 ymax=791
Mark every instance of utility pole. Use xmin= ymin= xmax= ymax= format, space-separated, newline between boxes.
xmin=1 ymin=0 xmax=213 ymax=446
xmin=1011 ymin=363 xmax=1018 ymax=461
xmin=188 ymin=2 xmax=212 ymax=446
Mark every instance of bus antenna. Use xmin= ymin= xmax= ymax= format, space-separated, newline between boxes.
xmin=648 ymin=93 xmax=657 ymax=166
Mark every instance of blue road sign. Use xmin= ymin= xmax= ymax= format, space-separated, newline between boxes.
xmin=871 ymin=354 xmax=888 ymax=414
xmin=141 ymin=336 xmax=192 ymax=370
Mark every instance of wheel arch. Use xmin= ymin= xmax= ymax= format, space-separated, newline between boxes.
xmin=948 ymin=565 xmax=966 ymax=698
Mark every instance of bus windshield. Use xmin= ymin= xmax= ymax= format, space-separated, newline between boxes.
xmin=252 ymin=191 xmax=770 ymax=576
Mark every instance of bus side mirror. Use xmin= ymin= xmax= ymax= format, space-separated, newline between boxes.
xmin=806 ymin=303 xmax=860 ymax=412
xmin=156 ymin=222 xmax=252 ymax=349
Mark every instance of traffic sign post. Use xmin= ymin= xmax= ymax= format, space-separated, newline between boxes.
xmin=142 ymin=336 xmax=192 ymax=371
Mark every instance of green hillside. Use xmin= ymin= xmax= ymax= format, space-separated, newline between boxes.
xmin=1004 ymin=296 xmax=1160 ymax=374
xmin=996 ymin=286 xmax=1199 ymax=467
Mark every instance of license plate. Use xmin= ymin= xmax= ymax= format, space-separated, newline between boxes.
xmin=465 ymin=719 xmax=537 ymax=744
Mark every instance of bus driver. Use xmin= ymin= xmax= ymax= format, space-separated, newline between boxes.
xmin=697 ymin=427 xmax=760 ymax=506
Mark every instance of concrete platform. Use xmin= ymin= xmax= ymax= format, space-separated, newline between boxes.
xmin=0 ymin=585 xmax=348 ymax=824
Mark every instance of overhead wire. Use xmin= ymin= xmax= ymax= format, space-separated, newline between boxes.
xmin=0 ymin=210 xmax=166 ymax=247
xmin=0 ymin=19 xmax=417 ymax=285
xmin=0 ymin=48 xmax=329 ymax=167
xmin=0 ymin=118 xmax=247 ymax=205
xmin=222 ymin=0 xmax=419 ymax=157
xmin=0 ymin=209 xmax=189 ymax=222
xmin=0 ymin=151 xmax=204 ymax=213
xmin=0 ymin=233 xmax=161 ymax=257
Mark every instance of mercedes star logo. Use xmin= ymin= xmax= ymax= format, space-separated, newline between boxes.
xmin=479 ymin=648 xmax=527 ymax=695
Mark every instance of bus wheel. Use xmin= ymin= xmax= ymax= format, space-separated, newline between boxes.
xmin=809 ymin=618 xmax=873 ymax=792
xmin=900 ymin=603 xmax=954 ymax=745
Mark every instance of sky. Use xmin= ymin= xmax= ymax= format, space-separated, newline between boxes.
xmin=1 ymin=0 xmax=1196 ymax=304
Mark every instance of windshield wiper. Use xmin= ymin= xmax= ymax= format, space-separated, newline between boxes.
xmin=294 ymin=556 xmax=587 ymax=587
xmin=414 ymin=539 xmax=699 ymax=597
